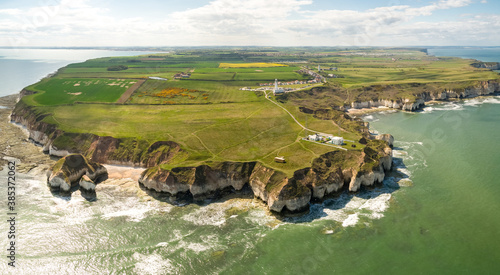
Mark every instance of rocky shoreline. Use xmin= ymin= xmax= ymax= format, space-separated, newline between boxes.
xmin=0 ymin=94 xmax=53 ymax=173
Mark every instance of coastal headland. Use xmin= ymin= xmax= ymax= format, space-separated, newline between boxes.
xmin=9 ymin=47 xmax=500 ymax=213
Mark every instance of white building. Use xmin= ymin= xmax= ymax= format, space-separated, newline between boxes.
xmin=273 ymin=79 xmax=284 ymax=95
xmin=328 ymin=136 xmax=344 ymax=145
xmin=308 ymin=134 xmax=322 ymax=141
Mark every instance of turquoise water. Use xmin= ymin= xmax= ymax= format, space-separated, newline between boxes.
xmin=1 ymin=48 xmax=500 ymax=274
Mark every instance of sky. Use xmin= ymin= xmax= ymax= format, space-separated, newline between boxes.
xmin=0 ymin=0 xmax=499 ymax=47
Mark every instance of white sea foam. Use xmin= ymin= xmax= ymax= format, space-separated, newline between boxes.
xmin=379 ymin=109 xmax=398 ymax=114
xmin=421 ymin=103 xmax=464 ymax=113
xmin=132 ymin=252 xmax=179 ymax=275
xmin=285 ymin=187 xmax=395 ymax=228
xmin=180 ymin=234 xmax=221 ymax=254
xmin=363 ymin=115 xmax=380 ymax=122
xmin=245 ymin=209 xmax=276 ymax=227
xmin=342 ymin=214 xmax=359 ymax=227
xmin=181 ymin=198 xmax=260 ymax=227
xmin=182 ymin=203 xmax=227 ymax=227
xmin=101 ymin=206 xmax=152 ymax=222
xmin=49 ymin=195 xmax=96 ymax=225
xmin=421 ymin=106 xmax=434 ymax=113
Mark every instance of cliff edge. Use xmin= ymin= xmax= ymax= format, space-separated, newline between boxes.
xmin=139 ymin=140 xmax=392 ymax=213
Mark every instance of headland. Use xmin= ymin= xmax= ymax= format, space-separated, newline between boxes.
xmin=9 ymin=47 xmax=500 ymax=213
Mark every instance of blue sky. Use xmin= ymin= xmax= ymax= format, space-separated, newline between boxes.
xmin=0 ymin=0 xmax=499 ymax=47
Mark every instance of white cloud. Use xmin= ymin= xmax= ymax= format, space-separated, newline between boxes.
xmin=0 ymin=0 xmax=497 ymax=47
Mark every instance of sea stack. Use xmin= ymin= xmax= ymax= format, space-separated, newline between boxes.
xmin=47 ymin=154 xmax=107 ymax=197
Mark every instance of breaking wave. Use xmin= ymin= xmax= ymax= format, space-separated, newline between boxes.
xmin=423 ymin=96 xmax=500 ymax=113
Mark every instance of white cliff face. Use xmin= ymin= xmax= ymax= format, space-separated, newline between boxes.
xmin=349 ymin=81 xmax=500 ymax=112
xmin=348 ymin=168 xmax=386 ymax=192
xmin=376 ymin=134 xmax=395 ymax=147
xmin=350 ymin=98 xmax=423 ymax=111
xmin=268 ymin=190 xmax=311 ymax=212
xmin=311 ymin=180 xmax=343 ymax=199
xmin=347 ymin=147 xmax=392 ymax=192
xmin=190 ymin=178 xmax=245 ymax=198
xmin=138 ymin=170 xmax=192 ymax=195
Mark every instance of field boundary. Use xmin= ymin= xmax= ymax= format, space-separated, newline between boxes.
xmin=116 ymin=79 xmax=146 ymax=104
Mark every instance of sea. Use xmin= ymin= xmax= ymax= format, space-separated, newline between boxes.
xmin=1 ymin=48 xmax=500 ymax=274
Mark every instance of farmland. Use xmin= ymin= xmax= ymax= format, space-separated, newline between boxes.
xmin=25 ymin=78 xmax=136 ymax=106
xmin=18 ymin=47 xmax=500 ymax=174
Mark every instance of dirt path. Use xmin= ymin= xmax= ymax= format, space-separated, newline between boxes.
xmin=116 ymin=79 xmax=146 ymax=104
xmin=263 ymin=91 xmax=347 ymax=151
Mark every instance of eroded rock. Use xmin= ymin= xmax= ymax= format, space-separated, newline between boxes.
xmin=47 ymin=154 xmax=107 ymax=196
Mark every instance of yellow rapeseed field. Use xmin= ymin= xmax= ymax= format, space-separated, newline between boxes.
xmin=219 ymin=62 xmax=287 ymax=68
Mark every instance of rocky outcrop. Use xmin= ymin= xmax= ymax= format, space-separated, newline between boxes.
xmin=249 ymin=163 xmax=312 ymax=212
xmin=47 ymin=154 xmax=107 ymax=196
xmin=139 ymin=140 xmax=393 ymax=213
xmin=471 ymin=62 xmax=500 ymax=70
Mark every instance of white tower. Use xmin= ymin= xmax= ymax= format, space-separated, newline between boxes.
xmin=274 ymin=79 xmax=278 ymax=91
xmin=318 ymin=65 xmax=321 ymax=72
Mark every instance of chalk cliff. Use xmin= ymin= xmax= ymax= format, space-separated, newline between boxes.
xmin=139 ymin=140 xmax=392 ymax=213
xmin=349 ymin=80 xmax=500 ymax=112
xmin=10 ymin=98 xmax=184 ymax=167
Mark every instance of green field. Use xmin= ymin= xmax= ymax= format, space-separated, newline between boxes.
xmin=26 ymin=78 xmax=135 ymax=105
xmin=127 ymin=80 xmax=258 ymax=104
xmin=33 ymin=100 xmax=339 ymax=174
xmin=20 ymin=47 xmax=500 ymax=174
